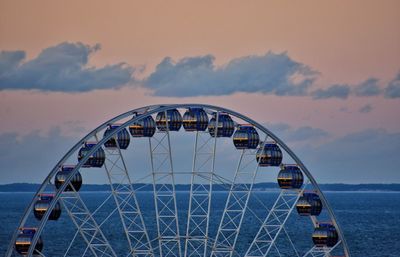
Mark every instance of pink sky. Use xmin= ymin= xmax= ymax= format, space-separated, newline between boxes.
xmin=0 ymin=0 xmax=399 ymax=183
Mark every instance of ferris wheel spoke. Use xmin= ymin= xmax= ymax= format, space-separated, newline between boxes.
xmin=59 ymin=186 xmax=117 ymax=257
xmin=149 ymin=111 xmax=182 ymax=257
xmin=95 ymin=133 xmax=154 ymax=257
xmin=185 ymin=117 xmax=219 ymax=257
xmin=211 ymin=145 xmax=261 ymax=257
xmin=244 ymin=179 xmax=308 ymax=257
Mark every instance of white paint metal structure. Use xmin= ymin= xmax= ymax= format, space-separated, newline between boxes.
xmin=6 ymin=104 xmax=351 ymax=257
xmin=184 ymin=112 xmax=219 ymax=257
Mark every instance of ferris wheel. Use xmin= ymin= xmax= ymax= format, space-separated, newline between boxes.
xmin=6 ymin=104 xmax=350 ymax=257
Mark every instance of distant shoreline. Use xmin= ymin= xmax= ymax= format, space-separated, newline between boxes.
xmin=1 ymin=183 xmax=400 ymax=192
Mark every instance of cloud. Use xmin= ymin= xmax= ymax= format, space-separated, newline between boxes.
xmin=143 ymin=52 xmax=318 ymax=97
xmin=0 ymin=51 xmax=26 ymax=77
xmin=293 ymin=128 xmax=400 ymax=183
xmin=2 ymin=125 xmax=398 ymax=184
xmin=311 ymin=84 xmax=351 ymax=99
xmin=0 ymin=128 xmax=77 ymax=184
xmin=1 ymin=42 xmax=399 ymax=101
xmin=384 ymin=72 xmax=400 ymax=98
xmin=359 ymin=104 xmax=373 ymax=113
xmin=264 ymin=122 xmax=330 ymax=142
xmin=0 ymin=42 xmax=133 ymax=92
xmin=354 ymin=78 xmax=382 ymax=96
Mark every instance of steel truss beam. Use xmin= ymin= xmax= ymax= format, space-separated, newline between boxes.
xmin=149 ymin=112 xmax=182 ymax=257
xmin=303 ymin=241 xmax=341 ymax=257
xmin=96 ymin=134 xmax=154 ymax=257
xmin=184 ymin=113 xmax=219 ymax=257
xmin=60 ymin=187 xmax=117 ymax=257
xmin=245 ymin=182 xmax=308 ymax=257
xmin=210 ymin=145 xmax=261 ymax=257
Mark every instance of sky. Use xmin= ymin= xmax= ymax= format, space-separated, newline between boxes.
xmin=0 ymin=0 xmax=399 ymax=184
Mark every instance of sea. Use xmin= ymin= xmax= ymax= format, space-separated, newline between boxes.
xmin=0 ymin=191 xmax=399 ymax=257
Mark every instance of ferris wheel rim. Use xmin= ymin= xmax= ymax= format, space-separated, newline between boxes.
xmin=7 ymin=103 xmax=350 ymax=257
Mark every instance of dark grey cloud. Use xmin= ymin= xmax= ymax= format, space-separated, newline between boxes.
xmin=384 ymin=72 xmax=400 ymax=98
xmin=0 ymin=42 xmax=133 ymax=92
xmin=143 ymin=52 xmax=318 ymax=97
xmin=1 ymin=42 xmax=399 ymax=101
xmin=359 ymin=104 xmax=373 ymax=113
xmin=311 ymin=78 xmax=385 ymax=100
xmin=311 ymin=84 xmax=351 ymax=100
xmin=0 ymin=51 xmax=25 ymax=77
xmin=354 ymin=78 xmax=382 ymax=96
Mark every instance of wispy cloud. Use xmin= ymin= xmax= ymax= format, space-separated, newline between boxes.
xmin=384 ymin=72 xmax=400 ymax=98
xmin=0 ymin=42 xmax=133 ymax=92
xmin=311 ymin=84 xmax=351 ymax=100
xmin=143 ymin=52 xmax=318 ymax=97
xmin=354 ymin=78 xmax=382 ymax=96
xmin=2 ymin=125 xmax=398 ymax=183
xmin=359 ymin=104 xmax=373 ymax=113
xmin=264 ymin=122 xmax=330 ymax=142
xmin=311 ymin=78 xmax=386 ymax=100
xmin=295 ymin=128 xmax=400 ymax=183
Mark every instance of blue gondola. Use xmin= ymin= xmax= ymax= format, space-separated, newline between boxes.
xmin=208 ymin=113 xmax=235 ymax=137
xmin=55 ymin=165 xmax=83 ymax=192
xmin=182 ymin=108 xmax=209 ymax=131
xmin=103 ymin=125 xmax=131 ymax=149
xmin=129 ymin=115 xmax=156 ymax=137
xmin=233 ymin=125 xmax=260 ymax=149
xmin=296 ymin=192 xmax=322 ymax=216
xmin=78 ymin=142 xmax=105 ymax=168
xmin=156 ymin=109 xmax=182 ymax=131
xmin=15 ymin=228 xmax=43 ymax=255
xmin=256 ymin=143 xmax=283 ymax=166
xmin=312 ymin=223 xmax=339 ymax=247
xmin=277 ymin=165 xmax=304 ymax=189
xmin=33 ymin=194 xmax=61 ymax=221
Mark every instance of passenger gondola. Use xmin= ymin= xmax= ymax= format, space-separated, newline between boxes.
xmin=233 ymin=125 xmax=260 ymax=149
xmin=103 ymin=125 xmax=130 ymax=149
xmin=78 ymin=142 xmax=105 ymax=168
xmin=129 ymin=115 xmax=156 ymax=137
xmin=15 ymin=228 xmax=43 ymax=255
xmin=208 ymin=113 xmax=235 ymax=137
xmin=256 ymin=143 xmax=283 ymax=166
xmin=156 ymin=109 xmax=182 ymax=131
xmin=182 ymin=108 xmax=209 ymax=131
xmin=312 ymin=222 xmax=339 ymax=247
xmin=277 ymin=165 xmax=304 ymax=189
xmin=296 ymin=192 xmax=322 ymax=216
xmin=55 ymin=165 xmax=83 ymax=192
xmin=33 ymin=194 xmax=61 ymax=221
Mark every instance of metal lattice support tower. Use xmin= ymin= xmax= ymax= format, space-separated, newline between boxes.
xmin=149 ymin=115 xmax=182 ymax=257
xmin=210 ymin=147 xmax=260 ymax=257
xmin=60 ymin=189 xmax=117 ymax=257
xmin=245 ymin=184 xmax=307 ymax=257
xmin=184 ymin=123 xmax=219 ymax=257
xmin=97 ymin=135 xmax=154 ymax=257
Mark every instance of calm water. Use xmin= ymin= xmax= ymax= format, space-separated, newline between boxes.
xmin=0 ymin=192 xmax=399 ymax=256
